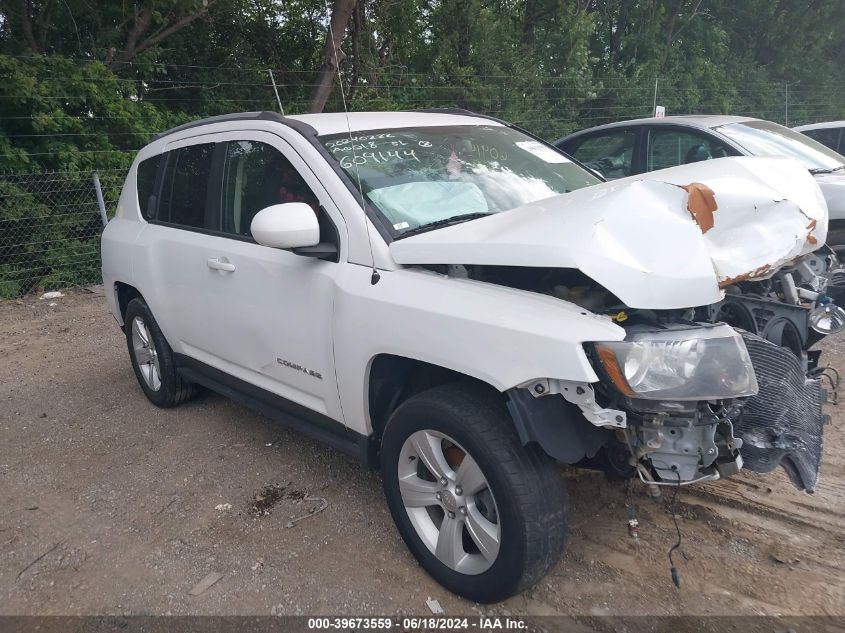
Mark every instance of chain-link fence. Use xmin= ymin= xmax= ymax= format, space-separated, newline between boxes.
xmin=2 ymin=60 xmax=844 ymax=298
xmin=0 ymin=169 xmax=125 ymax=298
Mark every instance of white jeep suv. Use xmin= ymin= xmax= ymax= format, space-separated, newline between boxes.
xmin=102 ymin=110 xmax=837 ymax=602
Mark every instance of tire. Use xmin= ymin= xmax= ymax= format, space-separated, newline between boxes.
xmin=380 ymin=383 xmax=568 ymax=603
xmin=124 ymin=297 xmax=198 ymax=408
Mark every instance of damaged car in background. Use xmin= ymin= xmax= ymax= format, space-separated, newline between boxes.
xmin=103 ymin=111 xmax=841 ymax=603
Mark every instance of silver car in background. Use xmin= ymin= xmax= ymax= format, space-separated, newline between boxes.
xmin=795 ymin=121 xmax=845 ymax=154
xmin=555 ymin=116 xmax=845 ymax=246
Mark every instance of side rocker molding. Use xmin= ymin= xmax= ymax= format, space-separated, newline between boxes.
xmin=506 ymin=388 xmax=606 ymax=464
xmin=175 ymin=354 xmax=370 ymax=463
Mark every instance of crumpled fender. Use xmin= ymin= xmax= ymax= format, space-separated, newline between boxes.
xmin=390 ymin=156 xmax=828 ymax=310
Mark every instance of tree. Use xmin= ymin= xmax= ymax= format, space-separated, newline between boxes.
xmin=0 ymin=0 xmax=213 ymax=64
xmin=105 ymin=1 xmax=212 ymax=69
xmin=309 ymin=0 xmax=358 ymax=113
xmin=2 ymin=0 xmax=845 ymax=296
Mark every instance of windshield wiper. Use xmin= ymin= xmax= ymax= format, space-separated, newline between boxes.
xmin=397 ymin=212 xmax=493 ymax=238
xmin=809 ymin=165 xmax=845 ymax=174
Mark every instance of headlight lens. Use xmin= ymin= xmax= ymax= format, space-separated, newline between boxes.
xmin=592 ymin=324 xmax=758 ymax=400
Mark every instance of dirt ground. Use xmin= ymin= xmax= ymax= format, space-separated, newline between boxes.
xmin=1 ymin=289 xmax=843 ymax=618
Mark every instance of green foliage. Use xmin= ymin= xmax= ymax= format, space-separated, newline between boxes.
xmin=0 ymin=55 xmax=182 ymax=172
xmin=1 ymin=0 xmax=844 ymax=296
xmin=0 ymin=55 xmax=184 ymax=296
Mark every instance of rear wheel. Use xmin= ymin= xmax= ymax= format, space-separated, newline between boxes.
xmin=124 ymin=298 xmax=198 ymax=408
xmin=381 ymin=383 xmax=568 ymax=602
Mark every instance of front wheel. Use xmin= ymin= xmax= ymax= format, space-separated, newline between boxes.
xmin=380 ymin=383 xmax=568 ymax=603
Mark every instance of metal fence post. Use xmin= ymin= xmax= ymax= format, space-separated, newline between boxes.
xmin=784 ymin=82 xmax=789 ymax=127
xmin=92 ymin=172 xmax=108 ymax=227
xmin=269 ymin=69 xmax=285 ymax=116
xmin=652 ymin=77 xmax=659 ymax=115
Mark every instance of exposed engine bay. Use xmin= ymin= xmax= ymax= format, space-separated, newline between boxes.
xmin=432 ymin=249 xmax=844 ymax=493
xmin=392 ymin=156 xmax=839 ymax=493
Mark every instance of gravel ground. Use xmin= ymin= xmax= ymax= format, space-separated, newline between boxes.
xmin=1 ymin=289 xmax=843 ymax=618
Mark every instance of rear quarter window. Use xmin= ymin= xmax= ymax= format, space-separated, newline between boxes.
xmin=136 ymin=154 xmax=163 ymax=220
xmin=803 ymin=128 xmax=843 ymax=153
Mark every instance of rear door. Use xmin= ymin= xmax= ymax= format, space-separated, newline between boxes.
xmin=138 ymin=140 xmax=219 ymax=353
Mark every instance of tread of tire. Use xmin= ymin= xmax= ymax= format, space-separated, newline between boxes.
xmin=392 ymin=382 xmax=568 ymax=598
xmin=125 ymin=297 xmax=198 ymax=408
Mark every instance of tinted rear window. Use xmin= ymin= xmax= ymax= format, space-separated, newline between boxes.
xmin=136 ymin=154 xmax=162 ymax=219
xmin=159 ymin=143 xmax=215 ymax=228
xmin=803 ymin=128 xmax=842 ymax=153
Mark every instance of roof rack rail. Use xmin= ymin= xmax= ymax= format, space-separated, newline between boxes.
xmin=152 ymin=111 xmax=287 ymax=142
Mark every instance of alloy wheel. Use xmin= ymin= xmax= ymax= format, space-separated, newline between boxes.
xmin=397 ymin=430 xmax=501 ymax=575
xmin=131 ymin=316 xmax=162 ymax=391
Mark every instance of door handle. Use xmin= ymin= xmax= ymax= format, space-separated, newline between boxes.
xmin=207 ymin=257 xmax=236 ymax=272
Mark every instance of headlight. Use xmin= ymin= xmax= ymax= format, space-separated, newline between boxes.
xmin=591 ymin=324 xmax=758 ymax=400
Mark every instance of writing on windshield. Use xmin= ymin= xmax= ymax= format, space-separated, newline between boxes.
xmin=321 ymin=125 xmax=600 ymax=235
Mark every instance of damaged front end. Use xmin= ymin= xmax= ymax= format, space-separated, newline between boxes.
xmin=574 ymin=184 xmax=842 ymax=493
xmin=587 ymin=323 xmax=756 ymax=487
xmin=391 ymin=156 xmax=839 ymax=493
xmin=573 ymin=238 xmax=843 ymax=494
xmin=697 ymin=250 xmax=842 ymax=492
xmin=585 ymin=319 xmax=831 ymax=493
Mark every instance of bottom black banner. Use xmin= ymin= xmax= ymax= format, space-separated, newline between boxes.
xmin=0 ymin=616 xmax=842 ymax=633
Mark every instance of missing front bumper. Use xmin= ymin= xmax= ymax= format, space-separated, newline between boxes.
xmin=736 ymin=332 xmax=828 ymax=492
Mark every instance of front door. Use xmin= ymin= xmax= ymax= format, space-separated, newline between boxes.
xmin=565 ymin=128 xmax=640 ymax=179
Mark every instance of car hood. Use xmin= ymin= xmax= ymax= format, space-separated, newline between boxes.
xmin=389 ymin=156 xmax=828 ymax=310
xmin=814 ymin=171 xmax=845 ymax=220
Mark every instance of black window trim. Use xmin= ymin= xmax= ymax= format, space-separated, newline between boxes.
xmin=206 ymin=142 xmax=227 ymax=232
xmin=152 ymin=141 xmax=218 ymax=230
xmin=147 ymin=108 xmax=607 ymax=245
xmin=216 ymin=138 xmax=319 ymax=240
xmin=562 ymin=126 xmax=644 ymax=177
xmin=214 ymin=138 xmax=341 ymax=261
xmin=138 ymin=136 xmax=342 ymax=261
xmin=136 ymin=153 xmax=166 ymax=221
xmin=148 ymin=150 xmax=169 ymax=221
xmin=143 ymin=140 xmax=224 ymax=234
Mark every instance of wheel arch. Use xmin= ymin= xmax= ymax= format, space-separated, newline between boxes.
xmin=366 ymin=353 xmax=614 ymax=471
xmin=114 ymin=281 xmax=144 ymax=328
xmin=365 ymin=354 xmax=502 ymax=465
xmin=364 ymin=353 xmax=608 ymax=468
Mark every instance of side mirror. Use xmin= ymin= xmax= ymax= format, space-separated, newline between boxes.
xmin=250 ymin=203 xmax=320 ymax=249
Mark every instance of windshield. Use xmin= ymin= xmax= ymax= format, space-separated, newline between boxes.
xmin=319 ymin=125 xmax=601 ymax=236
xmin=717 ymin=120 xmax=845 ymax=172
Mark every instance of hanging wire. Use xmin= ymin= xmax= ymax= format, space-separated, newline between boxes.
xmin=668 ymin=468 xmax=683 ymax=588
xmin=320 ymin=0 xmax=379 ymax=284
